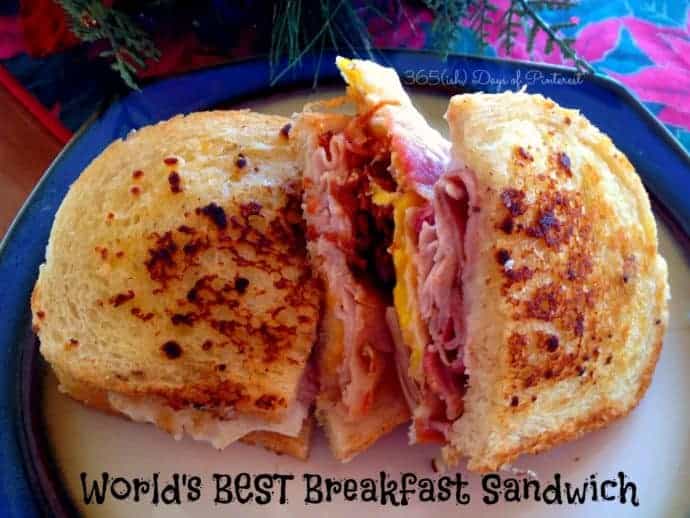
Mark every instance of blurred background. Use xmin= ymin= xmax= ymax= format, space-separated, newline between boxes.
xmin=1 ymin=0 xmax=688 ymax=237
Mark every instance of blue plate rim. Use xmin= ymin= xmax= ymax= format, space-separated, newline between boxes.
xmin=3 ymin=50 xmax=690 ymax=517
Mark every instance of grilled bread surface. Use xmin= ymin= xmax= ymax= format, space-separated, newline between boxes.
xmin=32 ymin=110 xmax=320 ymax=424
xmin=442 ymin=92 xmax=669 ymax=472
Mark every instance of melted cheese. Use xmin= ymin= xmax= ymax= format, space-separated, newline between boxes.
xmin=320 ymin=292 xmax=345 ymax=381
xmin=371 ymin=185 xmax=429 ymax=381
xmin=108 ymin=392 xmax=307 ymax=450
xmin=336 ymin=56 xmax=364 ymax=106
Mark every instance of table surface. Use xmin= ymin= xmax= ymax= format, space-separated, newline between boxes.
xmin=0 ymin=84 xmax=61 ymax=239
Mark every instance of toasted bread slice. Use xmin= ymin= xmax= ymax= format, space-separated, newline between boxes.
xmin=32 ymin=110 xmax=321 ymax=449
xmin=242 ymin=418 xmax=314 ymax=460
xmin=312 ymin=276 xmax=409 ymax=461
xmin=441 ymin=92 xmax=669 ymax=472
xmin=315 ymin=366 xmax=409 ymax=462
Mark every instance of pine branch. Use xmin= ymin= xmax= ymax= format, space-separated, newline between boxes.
xmin=270 ymin=0 xmax=303 ymax=79
xmin=55 ymin=0 xmax=592 ymax=89
xmin=270 ymin=0 xmax=349 ymax=85
xmin=421 ymin=0 xmax=591 ymax=73
xmin=501 ymin=0 xmax=524 ymax=55
xmin=56 ymin=0 xmax=160 ymax=89
xmin=421 ymin=0 xmax=474 ymax=57
xmin=516 ymin=0 xmax=593 ymax=72
xmin=469 ymin=0 xmax=498 ymax=48
xmin=269 ymin=0 xmax=386 ymax=85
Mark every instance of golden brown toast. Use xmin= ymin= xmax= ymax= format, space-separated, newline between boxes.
xmin=32 ymin=110 xmax=321 ymax=453
xmin=315 ymin=366 xmax=409 ymax=462
xmin=442 ymin=92 xmax=669 ymax=472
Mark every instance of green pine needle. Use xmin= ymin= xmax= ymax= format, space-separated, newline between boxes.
xmin=269 ymin=0 xmax=385 ymax=86
xmin=56 ymin=0 xmax=593 ymax=89
xmin=56 ymin=0 xmax=160 ymax=90
xmin=469 ymin=0 xmax=497 ymax=48
xmin=422 ymin=0 xmax=473 ymax=58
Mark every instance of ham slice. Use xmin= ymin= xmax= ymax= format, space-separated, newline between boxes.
xmin=386 ymin=307 xmax=420 ymax=411
xmin=419 ymin=177 xmax=467 ymax=368
xmin=409 ymin=172 xmax=472 ymax=437
xmin=303 ymin=123 xmax=394 ymax=418
xmin=301 ymin=58 xmax=452 ymax=424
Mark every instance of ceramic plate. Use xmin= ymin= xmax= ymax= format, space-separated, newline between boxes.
xmin=1 ymin=51 xmax=689 ymax=517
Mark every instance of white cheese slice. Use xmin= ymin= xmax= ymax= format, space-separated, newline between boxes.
xmin=108 ymin=392 xmax=307 ymax=449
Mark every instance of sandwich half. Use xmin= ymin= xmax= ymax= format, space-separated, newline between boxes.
xmin=296 ymin=57 xmax=450 ymax=461
xmin=392 ymin=90 xmax=670 ymax=471
xmin=31 ymin=110 xmax=320 ymax=460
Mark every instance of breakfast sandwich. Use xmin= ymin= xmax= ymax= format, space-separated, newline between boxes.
xmin=31 ymin=110 xmax=321 ymax=459
xmin=391 ymin=90 xmax=670 ymax=471
xmin=296 ymin=57 xmax=450 ymax=461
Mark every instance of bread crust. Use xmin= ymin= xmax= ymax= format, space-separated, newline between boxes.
xmin=316 ymin=367 xmax=409 ymax=462
xmin=442 ymin=92 xmax=669 ymax=472
xmin=240 ymin=418 xmax=314 ymax=460
xmin=31 ymin=110 xmax=320 ymax=423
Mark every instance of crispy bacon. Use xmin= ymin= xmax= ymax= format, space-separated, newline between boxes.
xmin=304 ymin=110 xmax=398 ymax=418
xmin=325 ymin=105 xmax=398 ymax=292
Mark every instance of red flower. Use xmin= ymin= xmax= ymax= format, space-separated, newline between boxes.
xmin=20 ymin=0 xmax=79 ymax=57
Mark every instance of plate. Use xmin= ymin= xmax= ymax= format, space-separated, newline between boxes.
xmin=1 ymin=51 xmax=689 ymax=517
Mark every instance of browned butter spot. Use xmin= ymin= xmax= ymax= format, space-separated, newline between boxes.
xmin=496 ymin=248 xmax=511 ymax=265
xmin=556 ymin=152 xmax=572 ymax=176
xmin=515 ymin=146 xmax=534 ymax=163
xmin=240 ymin=201 xmax=262 ymax=218
xmin=197 ymin=203 xmax=227 ymax=230
xmin=168 ymin=171 xmax=182 ymax=193
xmin=171 ymin=312 xmax=196 ymax=326
xmin=545 ymin=334 xmax=559 ymax=352
xmin=234 ymin=276 xmax=249 ymax=294
xmin=109 ymin=290 xmax=135 ymax=307
xmin=500 ymin=188 xmax=528 ymax=217
xmin=131 ymin=307 xmax=154 ymax=321
xmin=145 ymin=232 xmax=178 ymax=287
xmin=161 ymin=341 xmax=183 ymax=359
